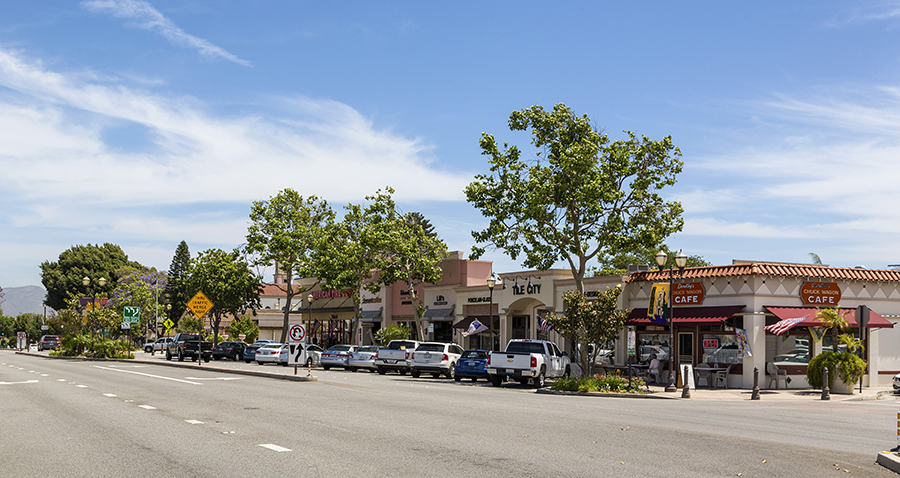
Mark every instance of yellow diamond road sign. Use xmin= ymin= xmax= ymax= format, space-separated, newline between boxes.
xmin=187 ymin=291 xmax=214 ymax=319
xmin=163 ymin=318 xmax=175 ymax=330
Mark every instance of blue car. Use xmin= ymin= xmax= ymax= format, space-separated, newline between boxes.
xmin=455 ymin=349 xmax=489 ymax=382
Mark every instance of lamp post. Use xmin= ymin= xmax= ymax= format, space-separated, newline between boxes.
xmin=307 ymin=294 xmax=314 ymax=345
xmin=655 ymin=250 xmax=687 ymax=392
xmin=82 ymin=276 xmax=107 ymax=337
xmin=486 ymin=275 xmax=502 ymax=352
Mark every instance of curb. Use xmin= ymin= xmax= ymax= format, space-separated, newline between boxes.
xmin=536 ymin=389 xmax=679 ymax=399
xmin=15 ymin=350 xmax=318 ymax=382
xmin=877 ymin=451 xmax=900 ymax=474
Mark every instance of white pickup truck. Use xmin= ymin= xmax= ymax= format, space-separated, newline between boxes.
xmin=375 ymin=339 xmax=420 ymax=375
xmin=487 ymin=339 xmax=571 ymax=388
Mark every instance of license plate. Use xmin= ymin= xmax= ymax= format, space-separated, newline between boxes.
xmin=466 ymin=361 xmax=476 ymax=367
xmin=424 ymin=353 xmax=432 ymax=359
xmin=507 ymin=369 xmax=516 ymax=374
xmin=386 ymin=360 xmax=396 ymax=364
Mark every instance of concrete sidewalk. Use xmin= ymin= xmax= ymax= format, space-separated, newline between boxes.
xmin=644 ymin=382 xmax=896 ymax=402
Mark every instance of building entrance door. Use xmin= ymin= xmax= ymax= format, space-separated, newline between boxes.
xmin=678 ymin=332 xmax=694 ymax=365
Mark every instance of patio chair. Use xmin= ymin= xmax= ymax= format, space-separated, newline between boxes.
xmin=767 ymin=362 xmax=787 ymax=389
xmin=695 ymin=363 xmax=712 ymax=387
xmin=715 ymin=364 xmax=733 ymax=389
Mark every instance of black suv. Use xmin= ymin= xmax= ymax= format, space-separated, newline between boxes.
xmin=39 ymin=335 xmax=60 ymax=351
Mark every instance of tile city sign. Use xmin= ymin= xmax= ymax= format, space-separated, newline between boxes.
xmin=801 ymin=281 xmax=841 ymax=306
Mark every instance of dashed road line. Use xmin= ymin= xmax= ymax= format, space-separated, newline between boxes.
xmin=92 ymin=365 xmax=203 ymax=385
xmin=185 ymin=420 xmax=204 ymax=424
xmin=259 ymin=444 xmax=291 ymax=452
xmin=138 ymin=405 xmax=157 ymax=410
xmin=76 ymin=385 xmax=88 ymax=388
xmin=103 ymin=393 xmax=117 ymax=397
xmin=0 ymin=380 xmax=39 ymax=385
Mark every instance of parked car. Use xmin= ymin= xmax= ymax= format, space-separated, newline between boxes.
xmin=278 ymin=343 xmax=324 ymax=367
xmin=243 ymin=340 xmax=279 ymax=363
xmin=375 ymin=339 xmax=420 ymax=375
xmin=255 ymin=343 xmax=284 ymax=365
xmin=165 ymin=333 xmax=213 ymax=362
xmin=487 ymin=339 xmax=571 ymax=388
xmin=410 ymin=342 xmax=465 ymax=379
xmin=211 ymin=341 xmax=246 ymax=361
xmin=348 ymin=345 xmax=380 ymax=372
xmin=39 ymin=335 xmax=60 ymax=351
xmin=143 ymin=337 xmax=174 ymax=353
xmin=321 ymin=344 xmax=357 ymax=370
xmin=455 ymin=349 xmax=489 ymax=382
xmin=893 ymin=373 xmax=900 ymax=392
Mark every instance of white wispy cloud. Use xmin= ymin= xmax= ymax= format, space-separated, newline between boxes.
xmin=81 ymin=0 xmax=252 ymax=67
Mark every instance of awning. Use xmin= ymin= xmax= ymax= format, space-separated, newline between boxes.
xmin=765 ymin=306 xmax=894 ymax=329
xmin=422 ymin=306 xmax=455 ymax=321
xmin=358 ymin=309 xmax=382 ymax=322
xmin=626 ymin=305 xmax=746 ymax=326
xmin=452 ymin=316 xmax=500 ymax=330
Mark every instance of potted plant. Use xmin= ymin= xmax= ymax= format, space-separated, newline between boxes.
xmin=805 ymin=308 xmax=867 ymax=394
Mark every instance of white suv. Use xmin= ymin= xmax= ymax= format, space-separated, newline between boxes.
xmin=410 ymin=342 xmax=464 ymax=379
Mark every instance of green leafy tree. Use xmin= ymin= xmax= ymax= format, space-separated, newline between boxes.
xmin=816 ymin=307 xmax=850 ymax=353
xmin=364 ymin=190 xmax=447 ymax=342
xmin=374 ymin=323 xmax=411 ymax=345
xmin=227 ymin=315 xmax=259 ymax=343
xmin=0 ymin=286 xmax=5 ymax=316
xmin=593 ymin=245 xmax=711 ymax=276
xmin=40 ymin=243 xmax=142 ymax=311
xmin=465 ymin=103 xmax=684 ymax=293
xmin=108 ymin=266 xmax=167 ymax=340
xmin=245 ymin=189 xmax=335 ymax=344
xmin=545 ymin=287 xmax=629 ymax=376
xmin=186 ymin=248 xmax=262 ymax=344
xmin=164 ymin=241 xmax=191 ymax=326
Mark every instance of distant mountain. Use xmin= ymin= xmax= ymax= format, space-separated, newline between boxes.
xmin=2 ymin=285 xmax=47 ymax=317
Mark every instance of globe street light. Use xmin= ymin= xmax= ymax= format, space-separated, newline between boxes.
xmin=307 ymin=294 xmax=315 ymax=346
xmin=655 ymin=250 xmax=687 ymax=392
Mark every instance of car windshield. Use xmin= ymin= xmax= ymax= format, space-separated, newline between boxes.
xmin=505 ymin=342 xmax=545 ymax=354
xmin=260 ymin=344 xmax=281 ymax=350
xmin=417 ymin=344 xmax=444 ymax=352
xmin=462 ymin=351 xmax=486 ymax=359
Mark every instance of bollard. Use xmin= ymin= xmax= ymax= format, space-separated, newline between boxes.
xmin=822 ymin=367 xmax=831 ymax=401
xmin=751 ymin=366 xmax=760 ymax=400
xmin=681 ymin=365 xmax=691 ymax=398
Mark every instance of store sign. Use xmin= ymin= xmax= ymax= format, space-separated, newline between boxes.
xmin=702 ymin=338 xmax=719 ymax=349
xmin=801 ymin=281 xmax=841 ymax=306
xmin=673 ymin=282 xmax=704 ymax=305
xmin=467 ymin=297 xmax=491 ymax=303
xmin=433 ymin=295 xmax=448 ymax=306
xmin=512 ymin=283 xmax=541 ymax=296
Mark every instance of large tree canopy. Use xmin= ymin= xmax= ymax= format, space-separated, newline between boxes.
xmin=245 ymin=189 xmax=335 ymax=344
xmin=164 ymin=241 xmax=190 ymax=326
xmin=186 ymin=248 xmax=262 ymax=345
xmin=41 ymin=243 xmax=142 ymax=311
xmin=466 ymin=103 xmax=684 ymax=293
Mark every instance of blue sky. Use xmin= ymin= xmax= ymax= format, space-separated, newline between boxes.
xmin=2 ymin=1 xmax=900 ymax=288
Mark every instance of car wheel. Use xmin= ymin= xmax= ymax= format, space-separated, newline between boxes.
xmin=410 ymin=369 xmax=421 ymax=378
xmin=144 ymin=346 xmax=152 ymax=353
xmin=454 ymin=375 xmax=462 ymax=382
xmin=377 ymin=366 xmax=386 ymax=375
xmin=490 ymin=375 xmax=502 ymax=387
xmin=323 ymin=365 xmax=331 ymax=371
xmin=177 ymin=351 xmax=184 ymax=362
xmin=203 ymin=356 xmax=210 ymax=363
xmin=447 ymin=363 xmax=456 ymax=380
xmin=349 ymin=367 xmax=357 ymax=372
xmin=534 ymin=368 xmax=546 ymax=388
xmin=244 ymin=359 xmax=251 ymax=363
xmin=166 ymin=351 xmax=172 ymax=361
xmin=191 ymin=356 xmax=198 ymax=362
xmin=257 ymin=361 xmax=264 ymax=365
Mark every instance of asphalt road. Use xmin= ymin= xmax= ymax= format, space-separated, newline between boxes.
xmin=1 ymin=350 xmax=896 ymax=477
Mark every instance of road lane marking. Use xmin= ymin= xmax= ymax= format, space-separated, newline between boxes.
xmin=103 ymin=393 xmax=117 ymax=397
xmin=92 ymin=365 xmax=203 ymax=385
xmin=76 ymin=385 xmax=88 ymax=388
xmin=185 ymin=420 xmax=204 ymax=424
xmin=259 ymin=444 xmax=291 ymax=452
xmin=184 ymin=377 xmax=243 ymax=381
xmin=40 ymin=374 xmax=48 ymax=377
xmin=57 ymin=379 xmax=66 ymax=382
xmin=0 ymin=380 xmax=39 ymax=385
xmin=139 ymin=405 xmax=157 ymax=410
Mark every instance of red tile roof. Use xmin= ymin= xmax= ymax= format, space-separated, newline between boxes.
xmin=625 ymin=263 xmax=900 ymax=283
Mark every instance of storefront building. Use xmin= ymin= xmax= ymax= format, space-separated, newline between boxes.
xmin=624 ymin=262 xmax=900 ymax=389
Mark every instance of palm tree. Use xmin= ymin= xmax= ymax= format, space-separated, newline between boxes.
xmin=816 ymin=307 xmax=849 ymax=352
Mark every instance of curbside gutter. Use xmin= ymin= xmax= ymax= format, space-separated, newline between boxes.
xmin=14 ymin=350 xmax=317 ymax=382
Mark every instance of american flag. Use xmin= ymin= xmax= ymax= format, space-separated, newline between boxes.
xmin=764 ymin=315 xmax=807 ymax=336
xmin=538 ymin=316 xmax=551 ymax=333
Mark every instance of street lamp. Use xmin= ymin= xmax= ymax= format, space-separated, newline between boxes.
xmin=82 ymin=276 xmax=107 ymax=337
xmin=655 ymin=250 xmax=687 ymax=392
xmin=307 ymin=294 xmax=314 ymax=345
xmin=486 ymin=275 xmax=502 ymax=352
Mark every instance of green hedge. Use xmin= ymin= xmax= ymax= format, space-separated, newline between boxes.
xmin=806 ymin=351 xmax=866 ymax=389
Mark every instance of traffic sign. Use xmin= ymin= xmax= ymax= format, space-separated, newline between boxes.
xmin=288 ymin=324 xmax=306 ymax=343
xmin=288 ymin=343 xmax=307 ymax=366
xmin=123 ymin=306 xmax=141 ymax=324
xmin=187 ymin=291 xmax=214 ymax=319
xmin=121 ymin=322 xmax=131 ymax=329
xmin=162 ymin=318 xmax=175 ymax=330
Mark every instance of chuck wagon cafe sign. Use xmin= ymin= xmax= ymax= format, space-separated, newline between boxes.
xmin=672 ymin=282 xmax=705 ymax=305
xmin=801 ymin=281 xmax=842 ymax=306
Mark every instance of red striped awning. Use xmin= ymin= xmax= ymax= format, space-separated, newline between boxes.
xmin=764 ymin=306 xmax=894 ymax=329
xmin=626 ymin=305 xmax=746 ymax=326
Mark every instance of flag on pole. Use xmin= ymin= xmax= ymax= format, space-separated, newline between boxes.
xmin=462 ymin=319 xmax=488 ymax=337
xmin=735 ymin=328 xmax=752 ymax=357
xmin=538 ymin=316 xmax=551 ymax=333
xmin=764 ymin=315 xmax=807 ymax=336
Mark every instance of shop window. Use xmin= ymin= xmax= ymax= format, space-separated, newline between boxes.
xmin=701 ymin=334 xmax=742 ymax=364
xmin=433 ymin=321 xmax=452 ymax=342
xmin=636 ymin=334 xmax=671 ymax=362
xmin=512 ymin=315 xmax=530 ymax=339
xmin=767 ymin=335 xmax=809 ymax=366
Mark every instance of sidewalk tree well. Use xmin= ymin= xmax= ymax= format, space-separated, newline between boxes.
xmin=185 ymin=248 xmax=262 ymax=345
xmin=40 ymin=243 xmax=142 ymax=311
xmin=546 ymin=287 xmax=629 ymax=376
xmin=465 ymin=104 xmax=684 ymax=293
xmin=245 ymin=189 xmax=335 ymax=344
xmin=164 ymin=241 xmax=190 ymax=328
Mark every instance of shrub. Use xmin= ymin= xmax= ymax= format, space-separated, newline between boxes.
xmin=806 ymin=351 xmax=867 ymax=389
xmin=550 ymin=373 xmax=648 ymax=393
